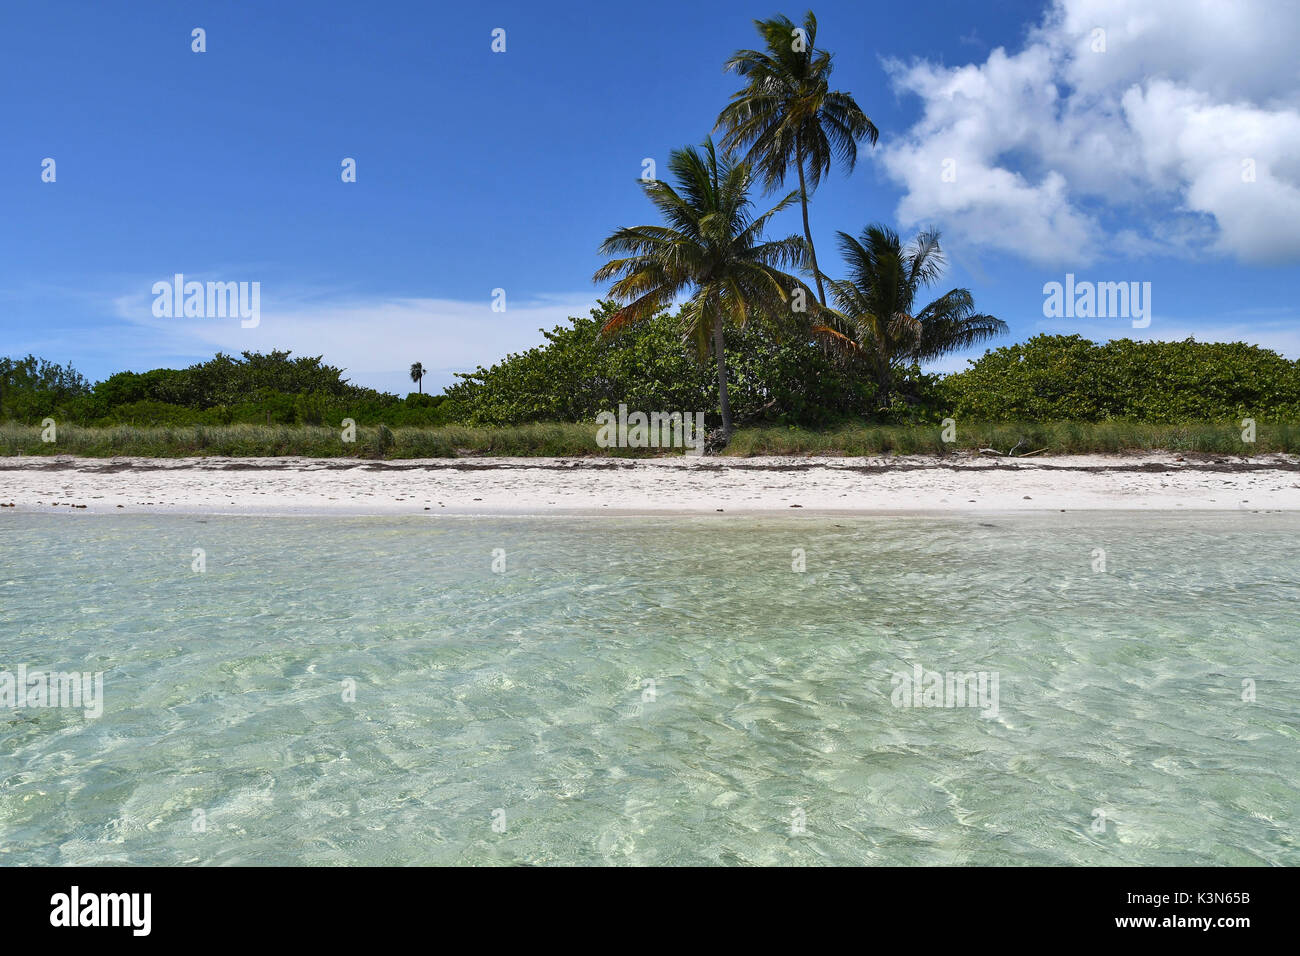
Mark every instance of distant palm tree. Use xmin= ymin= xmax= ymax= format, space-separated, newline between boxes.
xmin=409 ymin=362 xmax=425 ymax=394
xmin=594 ymin=138 xmax=810 ymax=441
xmin=715 ymin=11 xmax=879 ymax=307
xmin=812 ymin=225 xmax=1007 ymax=406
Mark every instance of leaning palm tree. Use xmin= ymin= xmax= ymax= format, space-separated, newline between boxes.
xmin=715 ymin=10 xmax=878 ymax=307
xmin=812 ymin=225 xmax=1007 ymax=407
xmin=593 ymin=138 xmax=810 ymax=441
xmin=409 ymin=362 xmax=425 ymax=394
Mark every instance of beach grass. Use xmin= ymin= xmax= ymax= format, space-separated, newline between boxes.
xmin=1 ymin=420 xmax=1296 ymax=458
xmin=723 ymin=421 xmax=1300 ymax=456
xmin=0 ymin=423 xmax=608 ymax=458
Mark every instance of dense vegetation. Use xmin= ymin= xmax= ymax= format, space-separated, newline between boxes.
xmin=446 ymin=326 xmax=1300 ymax=429
xmin=442 ymin=302 xmax=896 ymax=427
xmin=3 ymin=327 xmax=1297 ymax=451
xmin=943 ymin=335 xmax=1300 ymax=423
xmin=0 ymin=351 xmax=456 ymax=429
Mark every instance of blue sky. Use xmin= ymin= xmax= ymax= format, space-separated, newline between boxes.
xmin=3 ymin=0 xmax=1298 ymax=395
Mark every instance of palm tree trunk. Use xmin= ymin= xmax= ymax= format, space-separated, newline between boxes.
xmin=713 ymin=313 xmax=732 ymax=441
xmin=876 ymin=347 xmax=893 ymax=409
xmin=796 ymin=143 xmax=826 ymax=307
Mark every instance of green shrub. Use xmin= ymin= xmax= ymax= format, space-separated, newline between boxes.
xmin=943 ymin=335 xmax=1300 ymax=423
xmin=443 ymin=301 xmax=877 ymax=427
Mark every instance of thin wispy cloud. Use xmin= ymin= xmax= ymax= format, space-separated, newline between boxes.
xmin=107 ymin=286 xmax=599 ymax=394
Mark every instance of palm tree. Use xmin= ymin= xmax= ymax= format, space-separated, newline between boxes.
xmin=409 ymin=362 xmax=425 ymax=394
xmin=812 ymin=225 xmax=1007 ymax=407
xmin=715 ymin=11 xmax=878 ymax=307
xmin=593 ymin=138 xmax=810 ymax=441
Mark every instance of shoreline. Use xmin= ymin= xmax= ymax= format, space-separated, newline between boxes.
xmin=2 ymin=452 xmax=1299 ymax=515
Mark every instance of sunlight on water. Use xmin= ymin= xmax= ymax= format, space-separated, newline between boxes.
xmin=1 ymin=512 xmax=1296 ymax=865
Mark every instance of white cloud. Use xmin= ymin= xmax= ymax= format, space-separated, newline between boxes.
xmin=1049 ymin=0 xmax=1300 ymax=104
xmin=109 ymin=287 xmax=599 ymax=395
xmin=878 ymin=0 xmax=1300 ymax=265
xmin=1122 ymin=82 xmax=1300 ymax=263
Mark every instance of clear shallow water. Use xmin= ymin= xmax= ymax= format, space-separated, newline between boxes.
xmin=0 ymin=511 xmax=1296 ymax=866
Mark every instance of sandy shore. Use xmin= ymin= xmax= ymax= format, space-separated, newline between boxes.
xmin=2 ymin=453 xmax=1299 ymax=515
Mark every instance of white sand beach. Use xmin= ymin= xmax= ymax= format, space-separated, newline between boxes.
xmin=2 ymin=453 xmax=1299 ymax=515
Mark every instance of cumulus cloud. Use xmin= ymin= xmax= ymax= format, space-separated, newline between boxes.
xmin=878 ymin=0 xmax=1300 ymax=265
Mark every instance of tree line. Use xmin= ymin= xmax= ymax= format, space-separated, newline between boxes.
xmin=5 ymin=330 xmax=1299 ymax=429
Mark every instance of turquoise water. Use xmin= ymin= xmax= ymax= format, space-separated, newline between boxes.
xmin=1 ymin=512 xmax=1296 ymax=865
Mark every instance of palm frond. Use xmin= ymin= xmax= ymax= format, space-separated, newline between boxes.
xmin=714 ymin=12 xmax=877 ymax=198
xmin=821 ymin=225 xmax=1008 ymax=387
